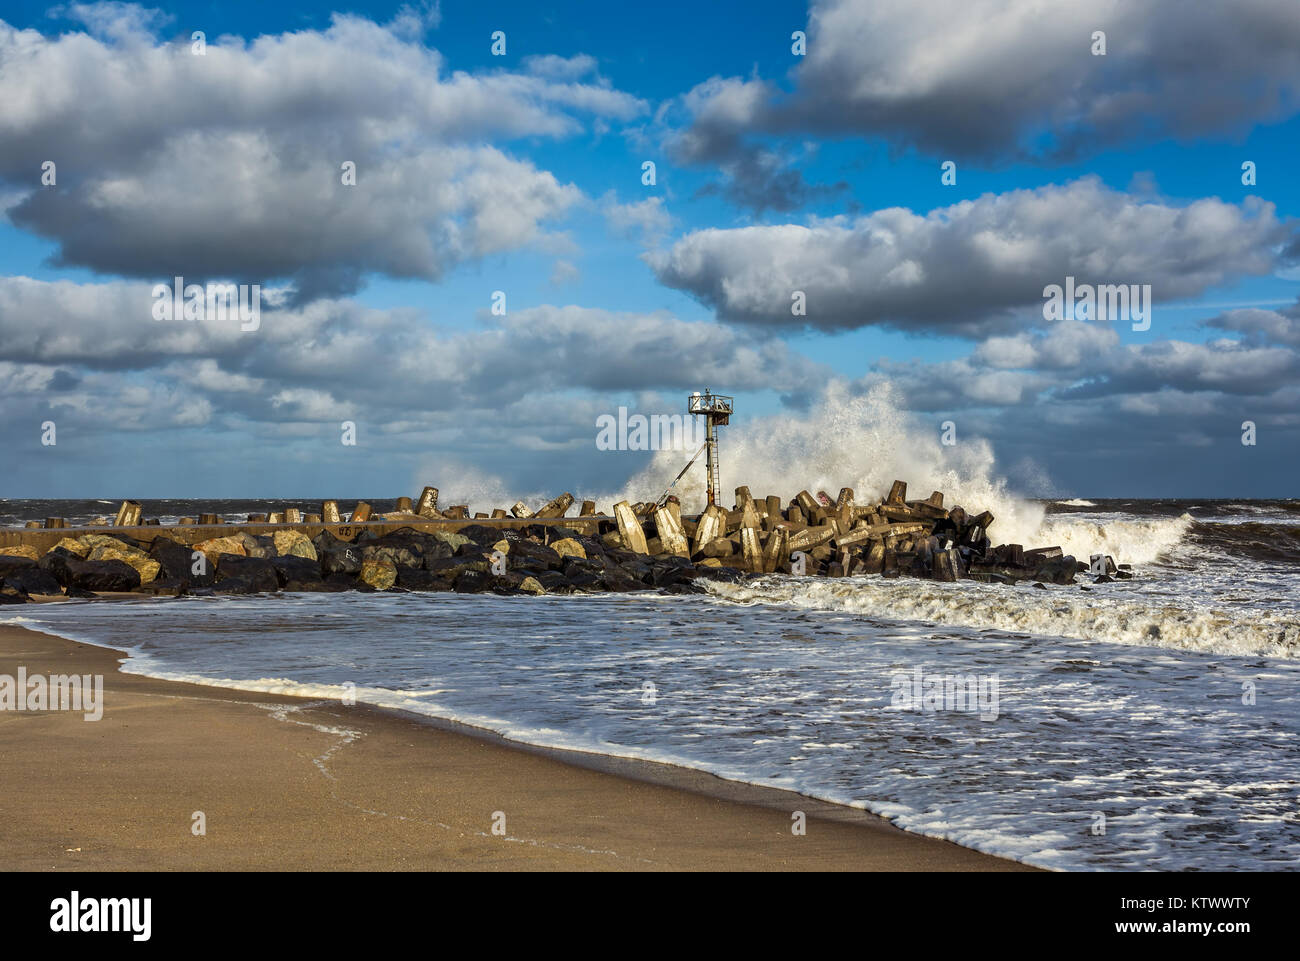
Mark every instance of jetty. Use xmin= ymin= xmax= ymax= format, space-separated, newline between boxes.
xmin=0 ymin=480 xmax=1127 ymax=604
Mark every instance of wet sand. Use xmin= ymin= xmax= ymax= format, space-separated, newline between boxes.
xmin=0 ymin=624 xmax=1035 ymax=871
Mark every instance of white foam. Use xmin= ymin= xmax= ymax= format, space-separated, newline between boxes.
xmin=1035 ymin=513 xmax=1193 ymax=566
xmin=1056 ymin=498 xmax=1097 ymax=507
xmin=703 ymin=574 xmax=1300 ymax=658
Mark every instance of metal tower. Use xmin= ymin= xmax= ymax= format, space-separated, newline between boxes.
xmin=687 ymin=390 xmax=733 ymax=507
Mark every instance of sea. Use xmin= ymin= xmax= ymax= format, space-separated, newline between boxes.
xmin=3 ymin=495 xmax=1298 ymax=871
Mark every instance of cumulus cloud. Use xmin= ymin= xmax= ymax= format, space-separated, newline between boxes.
xmin=601 ymin=194 xmax=673 ymax=247
xmin=0 ymin=277 xmax=829 ymax=431
xmin=676 ymin=0 xmax=1300 ymax=169
xmin=1206 ymin=297 xmax=1300 ymax=346
xmin=668 ymin=76 xmax=844 ymax=212
xmin=0 ymin=13 xmax=646 ymax=299
xmin=648 ymin=178 xmax=1294 ymax=335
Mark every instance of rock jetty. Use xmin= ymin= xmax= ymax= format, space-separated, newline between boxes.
xmin=0 ymin=481 xmax=1126 ymax=604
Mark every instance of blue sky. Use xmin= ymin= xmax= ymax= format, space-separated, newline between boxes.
xmin=1 ymin=1 xmax=1298 ymax=501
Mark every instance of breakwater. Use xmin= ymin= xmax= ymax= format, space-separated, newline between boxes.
xmin=0 ymin=481 xmax=1125 ymax=603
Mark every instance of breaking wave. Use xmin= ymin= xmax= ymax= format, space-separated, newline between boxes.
xmin=603 ymin=381 xmax=1192 ymax=567
xmin=702 ymin=576 xmax=1300 ymax=658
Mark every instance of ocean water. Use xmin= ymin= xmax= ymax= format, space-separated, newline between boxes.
xmin=6 ymin=498 xmax=1299 ymax=871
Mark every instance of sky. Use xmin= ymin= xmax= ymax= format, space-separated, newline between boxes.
xmin=1 ymin=0 xmax=1298 ymax=501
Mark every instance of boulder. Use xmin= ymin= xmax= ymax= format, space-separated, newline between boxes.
xmin=0 ymin=555 xmax=38 ymax=577
xmin=498 ymin=571 xmax=547 ymax=595
xmin=50 ymin=537 xmax=92 ymax=558
xmin=193 ymin=537 xmax=248 ymax=564
xmin=362 ymin=544 xmax=421 ymax=569
xmin=38 ymin=548 xmax=81 ymax=585
xmin=0 ymin=545 xmax=41 ymax=561
xmin=430 ymin=530 xmax=472 ymax=553
xmin=1 ymin=567 xmax=62 ymax=596
xmin=453 ymin=569 xmax=491 ymax=593
xmin=215 ymin=555 xmax=280 ymax=593
xmin=0 ymin=585 xmax=29 ymax=604
xmin=321 ymin=543 xmax=364 ymax=575
xmin=550 ymin=537 xmax=587 ymax=561
xmin=78 ymin=533 xmax=147 ymax=553
xmin=67 ymin=558 xmax=142 ymax=592
xmin=565 ymin=571 xmax=604 ymax=592
xmin=457 ymin=524 xmax=504 ymax=545
xmin=599 ymin=569 xmax=643 ymax=593
xmin=533 ymin=570 xmax=570 ymax=593
xmin=88 ymin=545 xmax=161 ymax=584
xmin=271 ymin=555 xmax=322 ymax=588
xmin=236 ymin=533 xmax=276 ymax=558
xmin=359 ymin=558 xmax=397 ymax=591
xmin=1032 ymin=555 xmax=1078 ymax=585
xmin=149 ymin=538 xmax=214 ymax=587
xmin=273 ymin=530 xmax=317 ymax=561
xmin=396 ymin=568 xmax=452 ymax=592
xmin=502 ymin=539 xmax=562 ymax=572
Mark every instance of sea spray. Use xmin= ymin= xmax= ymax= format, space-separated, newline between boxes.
xmin=606 ymin=381 xmax=1049 ymax=545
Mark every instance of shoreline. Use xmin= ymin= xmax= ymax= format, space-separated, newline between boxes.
xmin=0 ymin=623 xmax=1035 ymax=871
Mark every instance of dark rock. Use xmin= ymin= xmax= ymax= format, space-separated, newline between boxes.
xmin=149 ymin=538 xmax=213 ymax=587
xmin=312 ymin=530 xmax=347 ymax=554
xmin=64 ymin=585 xmax=98 ymax=599
xmin=563 ymin=556 xmax=605 ymax=577
xmin=322 ymin=573 xmax=359 ymax=591
xmin=430 ymin=558 xmax=490 ymax=579
xmin=321 ymin=543 xmax=364 ymax=575
xmin=1032 ymin=555 xmax=1078 ymax=585
xmin=2 ymin=566 xmax=62 ymax=595
xmin=534 ymin=570 xmax=570 ymax=593
xmin=38 ymin=548 xmax=81 ymax=586
xmin=0 ymin=555 xmax=37 ymax=576
xmin=271 ymin=555 xmax=322 ymax=587
xmin=565 ymin=571 xmax=604 ymax=592
xmin=362 ymin=541 xmax=423 ymax=568
xmin=67 ymin=558 xmax=141 ymax=592
xmin=694 ymin=565 xmax=748 ymax=584
xmin=600 ymin=569 xmax=643 ymax=592
xmin=421 ymin=538 xmax=455 ymax=562
xmin=215 ymin=555 xmax=280 ymax=593
xmin=212 ymin=576 xmax=255 ymax=594
xmin=454 ymin=570 xmax=492 ymax=593
xmin=241 ymin=534 xmax=276 ymax=559
xmin=396 ymin=568 xmax=452 ymax=592
xmin=504 ymin=540 xmax=562 ymax=572
xmin=0 ymin=585 xmax=29 ymax=604
xmin=457 ymin=524 xmax=504 ymax=546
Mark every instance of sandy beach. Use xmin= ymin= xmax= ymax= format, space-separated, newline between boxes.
xmin=0 ymin=623 xmax=1032 ymax=871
